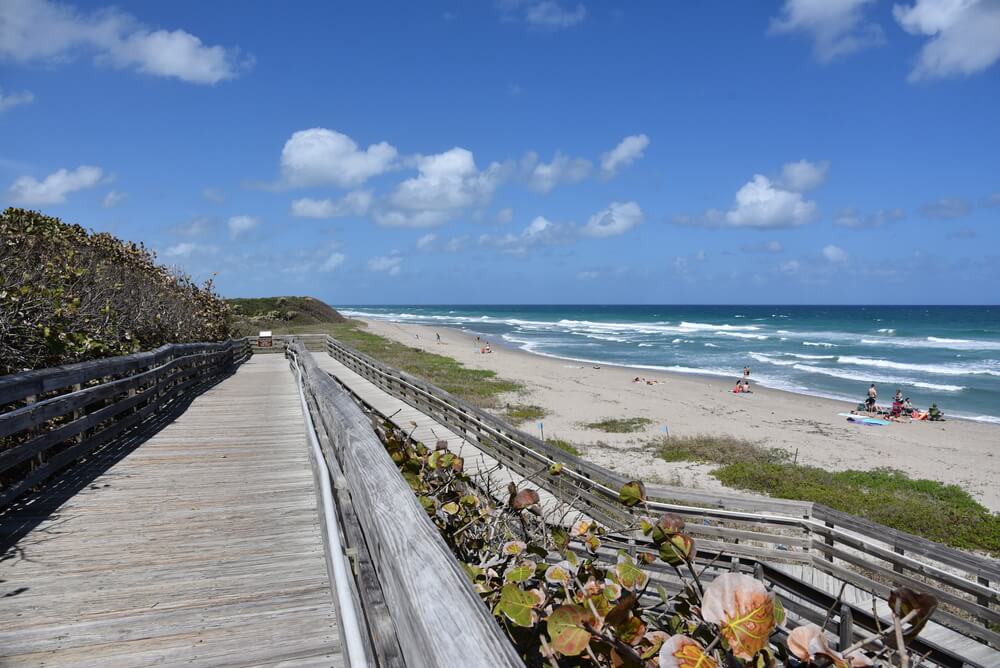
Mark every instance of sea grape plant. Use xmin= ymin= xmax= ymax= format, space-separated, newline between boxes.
xmin=375 ymin=419 xmax=936 ymax=667
xmin=0 ymin=208 xmax=232 ymax=374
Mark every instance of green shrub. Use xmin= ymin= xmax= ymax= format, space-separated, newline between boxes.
xmin=0 ymin=208 xmax=231 ymax=374
xmin=584 ymin=417 xmax=653 ymax=433
xmin=546 ymin=437 xmax=581 ymax=456
xmin=652 ymin=433 xmax=1000 ymax=554
xmin=504 ymin=404 xmax=546 ymax=423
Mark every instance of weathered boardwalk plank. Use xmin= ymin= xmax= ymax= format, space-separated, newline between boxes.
xmin=0 ymin=355 xmax=342 ymax=667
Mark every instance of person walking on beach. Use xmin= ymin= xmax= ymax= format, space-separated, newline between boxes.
xmin=742 ymin=365 xmax=751 ymax=388
xmin=436 ymin=332 xmax=441 ymax=344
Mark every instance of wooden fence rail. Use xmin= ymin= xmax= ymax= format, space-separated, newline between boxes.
xmin=288 ymin=342 xmax=524 ymax=668
xmin=0 ymin=339 xmax=250 ymax=509
xmin=322 ymin=334 xmax=1000 ymax=658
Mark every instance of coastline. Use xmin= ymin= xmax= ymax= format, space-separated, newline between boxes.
xmin=357 ymin=317 xmax=1000 ymax=512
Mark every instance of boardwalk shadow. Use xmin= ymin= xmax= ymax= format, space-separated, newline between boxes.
xmin=0 ymin=368 xmax=238 ymax=557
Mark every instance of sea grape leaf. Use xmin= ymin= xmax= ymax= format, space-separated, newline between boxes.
xmin=495 ymin=584 xmax=542 ymax=628
xmin=658 ymin=533 xmax=695 ymax=565
xmin=551 ymin=526 xmax=570 ymax=550
xmin=615 ymin=551 xmax=649 ymax=590
xmin=658 ymin=635 xmax=719 ymax=668
xmin=512 ymin=488 xmax=541 ymax=510
xmin=547 ymin=605 xmax=593 ymax=656
xmin=618 ymin=480 xmax=646 ymax=507
xmin=701 ymin=573 xmax=776 ymax=661
xmin=889 ymin=587 xmax=938 ymax=643
xmin=505 ymin=560 xmax=536 ymax=583
xmin=606 ymin=592 xmax=637 ymax=626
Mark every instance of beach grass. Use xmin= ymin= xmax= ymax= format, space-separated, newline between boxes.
xmin=328 ymin=321 xmax=521 ymax=408
xmin=585 ymin=417 xmax=654 ymax=433
xmin=505 ymin=404 xmax=547 ymax=424
xmin=653 ymin=434 xmax=1000 ymax=555
xmin=546 ymin=437 xmax=581 ymax=456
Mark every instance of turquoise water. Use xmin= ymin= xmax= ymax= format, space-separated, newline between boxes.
xmin=338 ymin=305 xmax=1000 ymax=424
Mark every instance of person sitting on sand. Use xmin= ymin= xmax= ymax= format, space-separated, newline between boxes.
xmin=633 ymin=376 xmax=641 ymax=383
xmin=894 ymin=388 xmax=903 ymax=403
xmin=903 ymin=397 xmax=914 ymax=416
xmin=890 ymin=397 xmax=903 ymax=418
xmin=733 ymin=380 xmax=744 ymax=393
xmin=928 ymin=403 xmax=944 ymax=421
xmin=742 ymin=379 xmax=752 ymax=393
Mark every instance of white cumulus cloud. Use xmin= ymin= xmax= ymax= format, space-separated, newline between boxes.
xmin=7 ymin=165 xmax=103 ymax=205
xmin=770 ymin=0 xmax=884 ymax=62
xmin=0 ymin=0 xmax=251 ymax=84
xmin=523 ymin=151 xmax=592 ymax=193
xmin=368 ymin=254 xmax=402 ymax=276
xmin=894 ymin=0 xmax=1000 ymax=80
xmin=726 ymin=176 xmax=818 ymax=228
xmin=822 ymin=244 xmax=849 ymax=262
xmin=227 ymin=215 xmax=259 ymax=239
xmin=479 ymin=215 xmax=573 ymax=255
xmin=376 ymin=147 xmax=504 ymax=227
xmin=600 ymin=134 xmax=650 ymax=178
xmin=0 ymin=86 xmax=34 ymax=112
xmin=290 ymin=191 xmax=373 ymax=219
xmin=581 ymin=201 xmax=643 ymax=238
xmin=780 ymin=159 xmax=829 ymax=191
xmin=280 ymin=128 xmax=397 ymax=188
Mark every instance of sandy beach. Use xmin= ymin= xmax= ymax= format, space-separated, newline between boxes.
xmin=358 ymin=318 xmax=1000 ymax=512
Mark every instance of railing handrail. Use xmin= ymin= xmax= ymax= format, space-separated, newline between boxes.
xmin=0 ymin=338 xmax=250 ymax=509
xmin=288 ymin=341 xmax=524 ymax=668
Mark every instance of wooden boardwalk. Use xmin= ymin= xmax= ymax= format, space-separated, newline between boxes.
xmin=0 ymin=355 xmax=343 ymax=667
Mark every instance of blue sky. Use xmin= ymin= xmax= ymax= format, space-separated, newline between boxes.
xmin=2 ymin=0 xmax=999 ymax=305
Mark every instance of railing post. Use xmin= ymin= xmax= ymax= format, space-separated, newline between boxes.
xmin=838 ymin=604 xmax=853 ymax=650
xmin=824 ymin=521 xmax=834 ymax=562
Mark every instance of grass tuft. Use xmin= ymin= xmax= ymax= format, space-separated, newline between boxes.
xmin=654 ymin=433 xmax=1000 ymax=555
xmin=546 ymin=437 xmax=581 ymax=456
xmin=584 ymin=417 xmax=653 ymax=433
xmin=505 ymin=404 xmax=547 ymax=424
xmin=654 ymin=434 xmax=790 ymax=465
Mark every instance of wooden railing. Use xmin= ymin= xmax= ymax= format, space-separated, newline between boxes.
xmin=322 ymin=334 xmax=999 ymax=663
xmin=288 ymin=342 xmax=523 ymax=668
xmin=0 ymin=339 xmax=250 ymax=509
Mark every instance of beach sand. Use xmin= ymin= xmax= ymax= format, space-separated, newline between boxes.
xmin=358 ymin=318 xmax=1000 ymax=512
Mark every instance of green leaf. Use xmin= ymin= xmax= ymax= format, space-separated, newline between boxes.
xmin=618 ymin=480 xmax=646 ymax=507
xmin=505 ymin=560 xmax=536 ymax=583
xmin=495 ymin=584 xmax=543 ymax=628
xmin=615 ymin=551 xmax=649 ymax=590
xmin=546 ymin=605 xmax=592 ymax=656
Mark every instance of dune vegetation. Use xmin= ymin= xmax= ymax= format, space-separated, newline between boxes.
xmin=0 ymin=208 xmax=231 ymax=374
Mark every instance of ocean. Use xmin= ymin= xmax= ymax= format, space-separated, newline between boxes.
xmin=337 ymin=305 xmax=1000 ymax=424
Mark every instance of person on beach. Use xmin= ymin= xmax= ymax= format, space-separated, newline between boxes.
xmin=866 ymin=383 xmax=878 ymax=413
xmin=733 ymin=380 xmax=744 ymax=393
xmin=894 ymin=388 xmax=903 ymax=403
xmin=903 ymin=397 xmax=914 ymax=416
xmin=436 ymin=332 xmax=441 ymax=344
xmin=742 ymin=379 xmax=752 ymax=393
